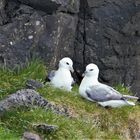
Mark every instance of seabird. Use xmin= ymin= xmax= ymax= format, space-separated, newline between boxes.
xmin=45 ymin=57 xmax=74 ymax=91
xmin=79 ymin=63 xmax=139 ymax=108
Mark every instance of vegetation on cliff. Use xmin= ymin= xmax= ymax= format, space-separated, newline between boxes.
xmin=0 ymin=60 xmax=140 ymax=140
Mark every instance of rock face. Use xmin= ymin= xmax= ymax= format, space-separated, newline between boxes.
xmin=0 ymin=0 xmax=78 ymax=68
xmin=0 ymin=0 xmax=140 ymax=95
xmin=74 ymin=0 xmax=140 ymax=95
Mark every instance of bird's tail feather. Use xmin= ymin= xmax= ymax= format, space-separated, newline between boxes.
xmin=125 ymin=100 xmax=135 ymax=106
xmin=122 ymin=95 xmax=139 ymax=100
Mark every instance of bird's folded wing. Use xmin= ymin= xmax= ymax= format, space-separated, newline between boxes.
xmin=46 ymin=70 xmax=56 ymax=82
xmin=86 ymin=84 xmax=122 ymax=102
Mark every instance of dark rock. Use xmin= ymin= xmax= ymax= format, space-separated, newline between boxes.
xmin=0 ymin=1 xmax=78 ymax=69
xmin=0 ymin=5 xmax=43 ymax=67
xmin=23 ymin=132 xmax=42 ymax=140
xmin=34 ymin=12 xmax=78 ymax=69
xmin=86 ymin=0 xmax=106 ymax=8
xmin=0 ymin=89 xmax=49 ymax=114
xmin=0 ymin=0 xmax=8 ymax=25
xmin=26 ymin=79 xmax=44 ymax=89
xmin=33 ymin=124 xmax=58 ymax=133
xmin=0 ymin=89 xmax=71 ymax=116
xmin=74 ymin=0 xmax=140 ymax=96
xmin=15 ymin=0 xmax=79 ymax=14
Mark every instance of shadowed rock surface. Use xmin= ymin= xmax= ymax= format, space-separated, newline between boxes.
xmin=16 ymin=0 xmax=79 ymax=14
xmin=0 ymin=0 xmax=140 ymax=95
xmin=0 ymin=89 xmax=70 ymax=116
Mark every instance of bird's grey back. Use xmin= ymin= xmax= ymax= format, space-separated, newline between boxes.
xmin=86 ymin=84 xmax=123 ymax=102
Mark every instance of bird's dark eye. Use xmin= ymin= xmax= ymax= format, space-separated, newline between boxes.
xmin=66 ymin=62 xmax=69 ymax=65
xmin=90 ymin=69 xmax=94 ymax=71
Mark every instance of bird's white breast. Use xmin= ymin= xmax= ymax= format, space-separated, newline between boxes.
xmin=79 ymin=76 xmax=98 ymax=100
xmin=51 ymin=68 xmax=73 ymax=91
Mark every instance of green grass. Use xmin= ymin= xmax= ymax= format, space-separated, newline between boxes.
xmin=0 ymin=60 xmax=140 ymax=140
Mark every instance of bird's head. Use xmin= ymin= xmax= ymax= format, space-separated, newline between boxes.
xmin=59 ymin=57 xmax=74 ymax=72
xmin=83 ymin=63 xmax=99 ymax=78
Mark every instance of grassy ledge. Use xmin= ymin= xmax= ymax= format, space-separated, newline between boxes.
xmin=0 ymin=60 xmax=140 ymax=140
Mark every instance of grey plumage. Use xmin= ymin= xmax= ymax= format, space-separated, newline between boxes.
xmin=47 ymin=70 xmax=56 ymax=81
xmin=86 ymin=84 xmax=123 ymax=102
xmin=86 ymin=84 xmax=139 ymax=102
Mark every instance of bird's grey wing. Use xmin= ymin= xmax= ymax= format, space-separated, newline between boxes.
xmin=86 ymin=84 xmax=123 ymax=102
xmin=44 ymin=70 xmax=56 ymax=83
xmin=48 ymin=70 xmax=56 ymax=81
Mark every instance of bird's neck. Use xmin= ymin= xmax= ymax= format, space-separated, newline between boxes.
xmin=80 ymin=75 xmax=99 ymax=89
xmin=79 ymin=75 xmax=99 ymax=97
xmin=85 ymin=76 xmax=98 ymax=85
xmin=58 ymin=67 xmax=70 ymax=73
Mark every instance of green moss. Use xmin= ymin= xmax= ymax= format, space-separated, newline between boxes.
xmin=0 ymin=60 xmax=139 ymax=140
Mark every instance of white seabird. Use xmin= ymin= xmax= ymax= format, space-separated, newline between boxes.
xmin=79 ymin=63 xmax=139 ymax=108
xmin=47 ymin=57 xmax=74 ymax=91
